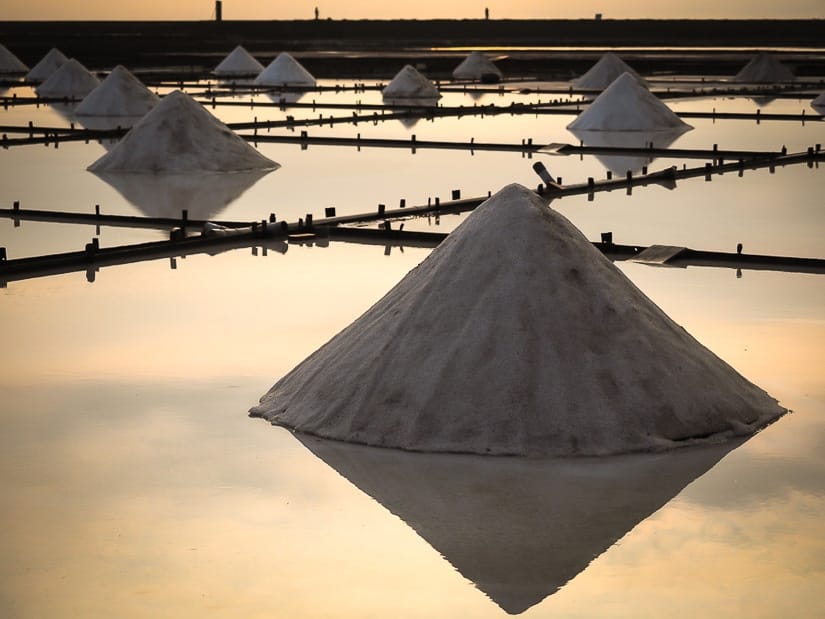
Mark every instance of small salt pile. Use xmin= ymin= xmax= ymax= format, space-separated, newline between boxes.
xmin=567 ymin=72 xmax=690 ymax=132
xmin=214 ymin=45 xmax=265 ymax=77
xmin=75 ymin=65 xmax=159 ymax=117
xmin=254 ymin=52 xmax=316 ymax=87
xmin=812 ymin=92 xmax=825 ymax=110
xmin=383 ymin=65 xmax=440 ymax=99
xmin=452 ymin=51 xmax=503 ymax=82
xmin=251 ymin=184 xmax=785 ymax=456
xmin=734 ymin=52 xmax=795 ymax=83
xmin=87 ymin=90 xmax=278 ymax=173
xmin=25 ymin=48 xmax=68 ymax=83
xmin=573 ymin=52 xmax=644 ymax=90
xmin=35 ymin=58 xmax=101 ymax=99
xmin=0 ymin=43 xmax=28 ymax=74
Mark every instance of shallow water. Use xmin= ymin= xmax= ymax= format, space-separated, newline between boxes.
xmin=1 ymin=74 xmax=824 ymax=617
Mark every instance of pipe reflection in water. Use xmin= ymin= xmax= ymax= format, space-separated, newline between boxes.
xmin=90 ymin=168 xmax=273 ymax=220
xmin=295 ymin=432 xmax=744 ymax=615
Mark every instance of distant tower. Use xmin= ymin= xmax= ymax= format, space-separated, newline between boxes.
xmin=485 ymin=7 xmax=489 ymax=20
xmin=215 ymin=1 xmax=223 ymax=22
xmin=315 ymin=6 xmax=320 ymax=20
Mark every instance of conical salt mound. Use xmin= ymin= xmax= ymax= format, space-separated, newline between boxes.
xmin=214 ymin=45 xmax=265 ymax=77
xmin=35 ymin=58 xmax=100 ymax=98
xmin=812 ymin=92 xmax=825 ymax=110
xmin=452 ymin=51 xmax=503 ymax=82
xmin=25 ymin=48 xmax=68 ymax=83
xmin=253 ymin=52 xmax=315 ymax=87
xmin=567 ymin=72 xmax=690 ymax=132
xmin=573 ymin=52 xmax=644 ymax=90
xmin=251 ymin=184 xmax=785 ymax=457
xmin=383 ymin=65 xmax=440 ymax=99
xmin=75 ymin=65 xmax=159 ymax=117
xmin=0 ymin=43 xmax=28 ymax=74
xmin=734 ymin=53 xmax=795 ymax=83
xmin=87 ymin=90 xmax=278 ymax=173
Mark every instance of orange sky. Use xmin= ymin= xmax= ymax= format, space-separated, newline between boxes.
xmin=1 ymin=1 xmax=823 ymax=20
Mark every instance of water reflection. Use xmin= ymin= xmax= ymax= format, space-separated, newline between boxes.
xmin=568 ymin=127 xmax=689 ymax=175
xmin=91 ymin=169 xmax=272 ymax=219
xmin=295 ymin=433 xmax=742 ymax=614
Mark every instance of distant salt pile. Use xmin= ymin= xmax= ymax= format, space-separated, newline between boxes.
xmin=812 ymin=92 xmax=825 ymax=110
xmin=573 ymin=52 xmax=644 ymax=90
xmin=35 ymin=58 xmax=101 ymax=99
xmin=87 ymin=90 xmax=278 ymax=173
xmin=75 ymin=65 xmax=159 ymax=117
xmin=383 ymin=65 xmax=440 ymax=99
xmin=567 ymin=72 xmax=690 ymax=132
xmin=254 ymin=52 xmax=316 ymax=87
xmin=251 ymin=184 xmax=785 ymax=457
xmin=214 ymin=45 xmax=265 ymax=77
xmin=734 ymin=52 xmax=795 ymax=83
xmin=0 ymin=43 xmax=28 ymax=74
xmin=452 ymin=52 xmax=503 ymax=82
xmin=25 ymin=48 xmax=68 ymax=83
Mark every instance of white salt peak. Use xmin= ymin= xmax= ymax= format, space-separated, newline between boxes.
xmin=0 ymin=44 xmax=28 ymax=74
xmin=254 ymin=52 xmax=316 ymax=87
xmin=734 ymin=53 xmax=795 ymax=83
xmin=214 ymin=45 xmax=265 ymax=77
xmin=25 ymin=48 xmax=68 ymax=83
xmin=35 ymin=58 xmax=100 ymax=99
xmin=383 ymin=65 xmax=440 ymax=99
xmin=87 ymin=90 xmax=278 ymax=173
xmin=75 ymin=65 xmax=159 ymax=117
xmin=452 ymin=52 xmax=503 ymax=82
xmin=567 ymin=72 xmax=691 ymax=132
xmin=251 ymin=184 xmax=785 ymax=456
xmin=573 ymin=52 xmax=644 ymax=91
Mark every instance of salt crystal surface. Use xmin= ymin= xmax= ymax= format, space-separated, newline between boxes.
xmin=214 ymin=45 xmax=265 ymax=77
xmin=251 ymin=184 xmax=784 ymax=456
xmin=567 ymin=72 xmax=690 ymax=132
xmin=0 ymin=43 xmax=28 ymax=74
xmin=254 ymin=52 xmax=316 ymax=87
xmin=25 ymin=48 xmax=68 ymax=83
xmin=573 ymin=52 xmax=644 ymax=91
xmin=35 ymin=58 xmax=100 ymax=98
xmin=87 ymin=90 xmax=278 ymax=173
xmin=383 ymin=65 xmax=441 ymax=99
xmin=452 ymin=52 xmax=503 ymax=81
xmin=75 ymin=65 xmax=159 ymax=117
xmin=734 ymin=52 xmax=795 ymax=83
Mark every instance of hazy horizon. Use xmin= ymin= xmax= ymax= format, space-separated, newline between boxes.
xmin=1 ymin=1 xmax=823 ymax=21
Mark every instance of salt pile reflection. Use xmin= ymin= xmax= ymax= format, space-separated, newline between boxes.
xmin=91 ymin=169 xmax=272 ymax=219
xmin=296 ymin=433 xmax=743 ymax=614
xmin=568 ymin=127 xmax=689 ymax=175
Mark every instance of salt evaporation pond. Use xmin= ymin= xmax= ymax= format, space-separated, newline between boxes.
xmin=1 ymin=55 xmax=824 ymax=618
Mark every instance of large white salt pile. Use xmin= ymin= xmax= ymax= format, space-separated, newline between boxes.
xmin=452 ymin=51 xmax=503 ymax=82
xmin=35 ymin=58 xmax=100 ymax=99
xmin=251 ymin=184 xmax=785 ymax=457
xmin=214 ymin=45 xmax=265 ymax=77
xmin=383 ymin=65 xmax=441 ymax=99
xmin=573 ymin=52 xmax=644 ymax=90
xmin=734 ymin=52 xmax=795 ymax=83
xmin=25 ymin=48 xmax=68 ymax=83
xmin=567 ymin=72 xmax=691 ymax=132
xmin=87 ymin=90 xmax=278 ymax=173
xmin=75 ymin=65 xmax=159 ymax=117
xmin=0 ymin=43 xmax=28 ymax=74
xmin=254 ymin=52 xmax=316 ymax=87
